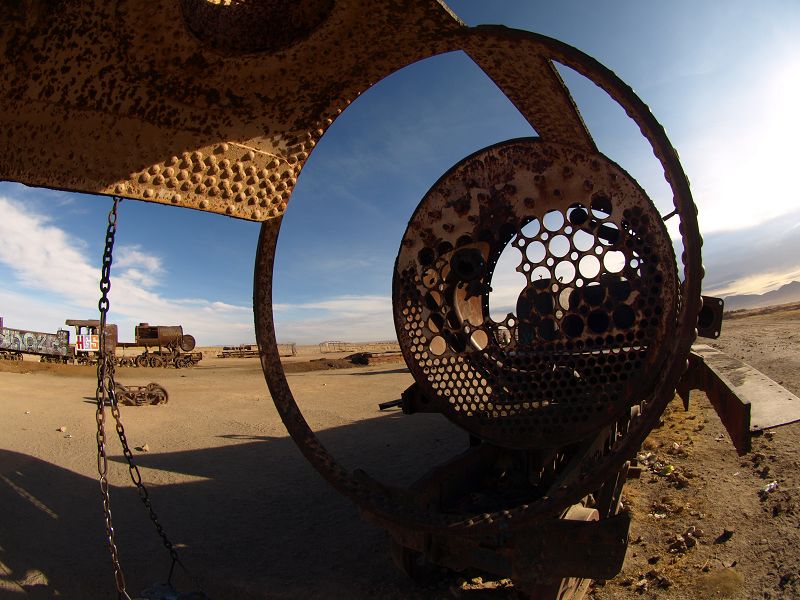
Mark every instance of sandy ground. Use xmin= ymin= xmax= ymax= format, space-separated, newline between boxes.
xmin=1 ymin=306 xmax=799 ymax=599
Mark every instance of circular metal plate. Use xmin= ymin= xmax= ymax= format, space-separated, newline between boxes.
xmin=393 ymin=138 xmax=678 ymax=448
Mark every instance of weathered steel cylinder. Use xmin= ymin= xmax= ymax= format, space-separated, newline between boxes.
xmin=135 ymin=323 xmax=191 ymax=349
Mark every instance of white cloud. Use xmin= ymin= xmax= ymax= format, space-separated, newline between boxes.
xmin=119 ymin=268 xmax=159 ymax=288
xmin=705 ymin=267 xmax=800 ymax=298
xmin=0 ymin=196 xmax=99 ymax=309
xmin=0 ymin=195 xmax=254 ymax=346
xmin=273 ymin=295 xmax=389 ymax=314
xmin=273 ymin=295 xmax=395 ymax=343
xmin=682 ymin=52 xmax=800 ymax=234
xmin=115 ymin=245 xmax=163 ymax=274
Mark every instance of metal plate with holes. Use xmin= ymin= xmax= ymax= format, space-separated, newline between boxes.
xmin=393 ymin=139 xmax=678 ymax=448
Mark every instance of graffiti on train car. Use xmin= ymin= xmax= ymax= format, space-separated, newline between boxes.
xmin=0 ymin=326 xmax=70 ymax=357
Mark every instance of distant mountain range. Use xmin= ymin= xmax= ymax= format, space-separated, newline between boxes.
xmin=722 ymin=281 xmax=800 ymax=312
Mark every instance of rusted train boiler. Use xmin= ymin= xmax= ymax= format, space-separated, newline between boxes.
xmin=135 ymin=323 xmax=196 ymax=352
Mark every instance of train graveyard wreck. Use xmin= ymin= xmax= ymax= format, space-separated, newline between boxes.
xmin=2 ymin=1 xmax=800 ymax=599
xmin=0 ymin=317 xmax=202 ymax=368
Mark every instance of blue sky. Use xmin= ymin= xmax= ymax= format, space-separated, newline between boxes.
xmin=1 ymin=1 xmax=799 ymax=345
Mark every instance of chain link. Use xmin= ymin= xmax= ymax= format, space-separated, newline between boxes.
xmin=95 ymin=197 xmax=185 ymax=599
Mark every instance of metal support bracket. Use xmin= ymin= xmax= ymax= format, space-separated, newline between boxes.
xmin=677 ymin=344 xmax=800 ymax=454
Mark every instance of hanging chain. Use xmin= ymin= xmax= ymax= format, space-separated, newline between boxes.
xmin=95 ymin=197 xmax=184 ymax=599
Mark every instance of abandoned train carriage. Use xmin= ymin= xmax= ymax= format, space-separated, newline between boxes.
xmin=0 ymin=316 xmax=71 ymax=362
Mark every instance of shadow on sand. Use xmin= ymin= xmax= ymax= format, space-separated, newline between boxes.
xmin=0 ymin=411 xmax=481 ymax=599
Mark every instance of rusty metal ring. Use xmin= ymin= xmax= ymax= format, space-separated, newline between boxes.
xmin=254 ymin=28 xmax=702 ymax=534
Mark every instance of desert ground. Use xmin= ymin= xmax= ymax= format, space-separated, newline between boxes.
xmin=1 ymin=305 xmax=799 ymax=599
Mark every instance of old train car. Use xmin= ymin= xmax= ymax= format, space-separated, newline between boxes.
xmin=65 ymin=319 xmax=118 ymax=364
xmin=0 ymin=316 xmax=70 ymax=362
xmin=135 ymin=323 xmax=195 ymax=352
xmin=118 ymin=323 xmax=202 ymax=368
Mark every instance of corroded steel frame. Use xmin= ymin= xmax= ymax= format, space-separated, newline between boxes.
xmin=253 ymin=26 xmax=703 ymax=538
xmin=1 ymin=0 xmax=703 ymax=582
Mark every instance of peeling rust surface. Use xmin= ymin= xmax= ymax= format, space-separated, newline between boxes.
xmin=0 ymin=0 xmax=463 ymax=220
xmin=0 ymin=5 xmax=622 ymax=224
xmin=462 ymin=26 xmax=596 ymax=152
xmin=180 ymin=0 xmax=335 ymax=55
